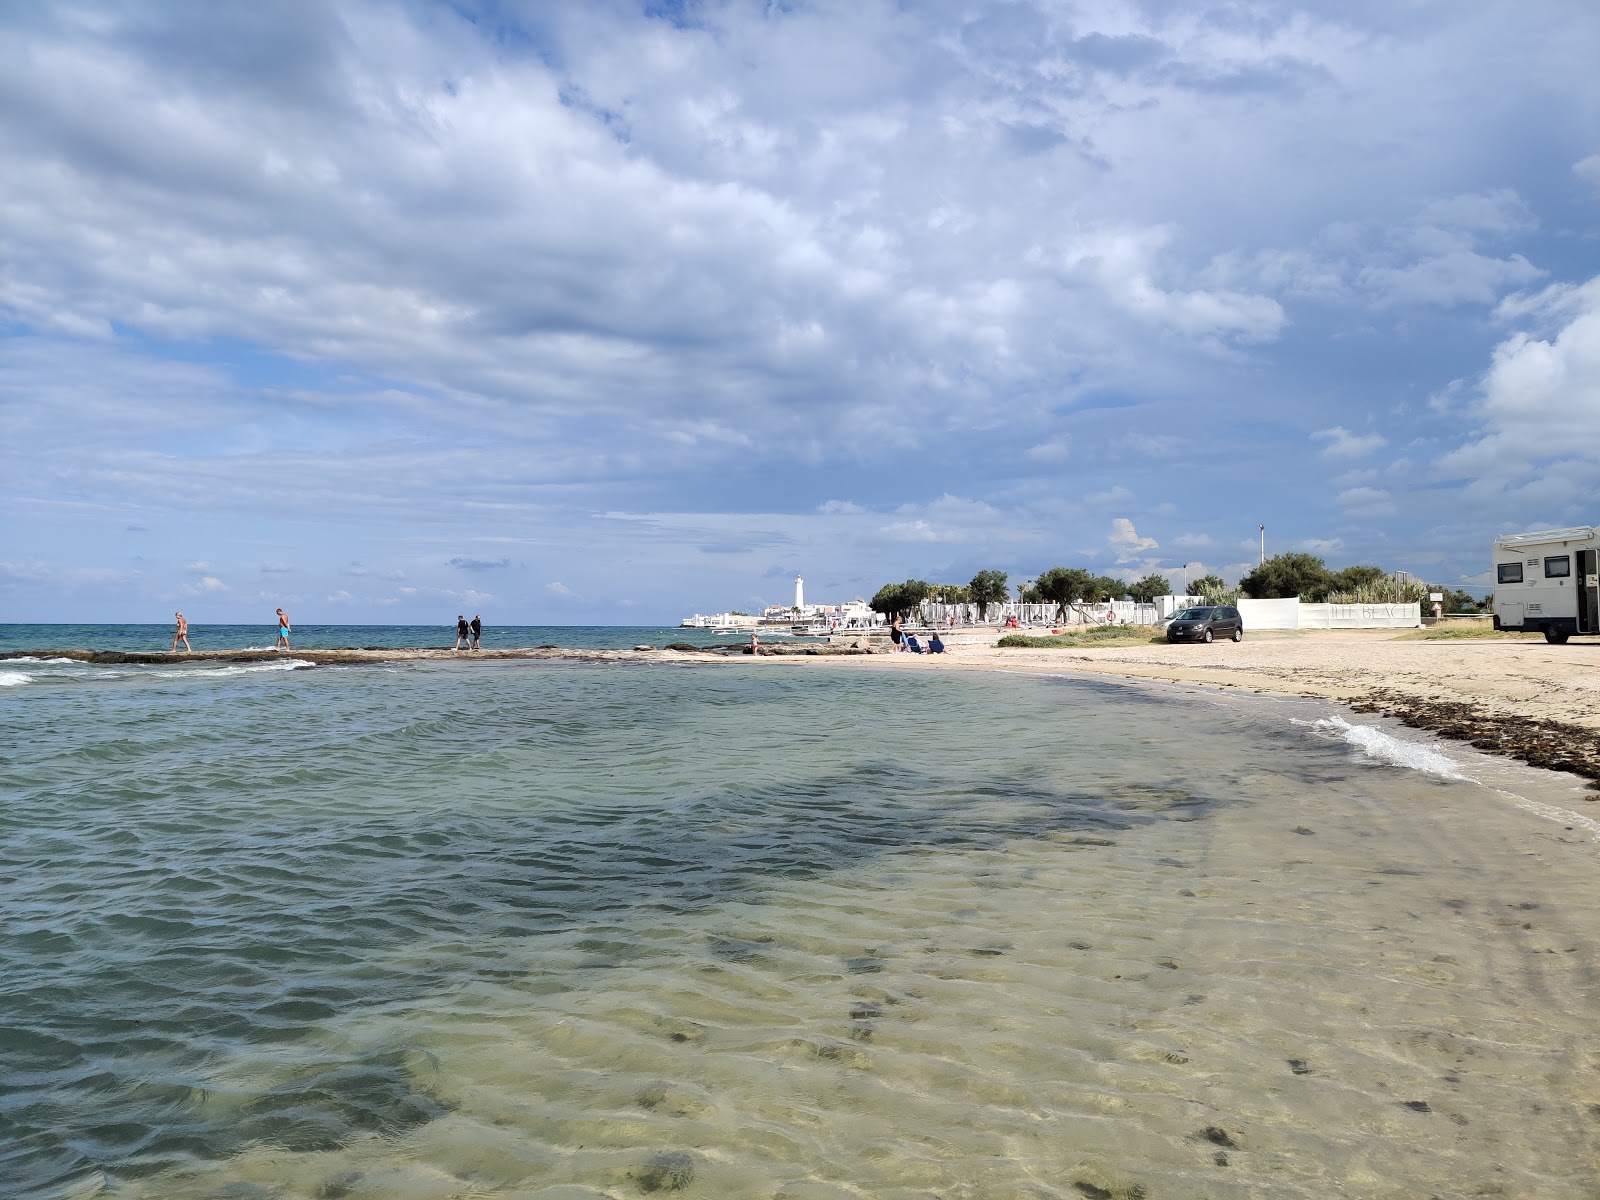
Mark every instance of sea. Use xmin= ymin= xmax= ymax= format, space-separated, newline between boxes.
xmin=3 ymin=625 xmax=1599 ymax=1199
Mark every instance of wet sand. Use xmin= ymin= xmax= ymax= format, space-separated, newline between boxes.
xmin=815 ymin=630 xmax=1600 ymax=791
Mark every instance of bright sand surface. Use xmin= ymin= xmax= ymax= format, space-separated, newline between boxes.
xmin=802 ymin=629 xmax=1600 ymax=736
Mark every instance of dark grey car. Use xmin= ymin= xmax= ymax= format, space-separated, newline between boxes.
xmin=1166 ymin=605 xmax=1244 ymax=643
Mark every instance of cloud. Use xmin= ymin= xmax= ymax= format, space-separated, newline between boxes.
xmin=1335 ymin=486 xmax=1395 ymax=517
xmin=326 ymin=589 xmax=354 ymax=603
xmin=1084 ymin=485 xmax=1134 ymax=506
xmin=1437 ymin=273 xmax=1600 ymax=492
xmin=1108 ymin=517 xmax=1158 ymax=561
xmin=1172 ymin=532 xmax=1214 ymax=548
xmin=1024 ymin=438 xmax=1071 ymax=463
xmin=448 ymin=557 xmax=512 ymax=571
xmin=1312 ymin=426 xmax=1387 ymax=458
xmin=1296 ymin=538 xmax=1345 ymax=554
xmin=184 ymin=560 xmax=213 ymax=573
xmin=260 ymin=561 xmax=298 ymax=574
xmin=546 ymin=581 xmax=574 ymax=596
xmin=1574 ymin=154 xmax=1600 ymax=198
xmin=817 ymin=500 xmax=864 ymax=514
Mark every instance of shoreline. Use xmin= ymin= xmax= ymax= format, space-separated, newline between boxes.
xmin=8 ymin=632 xmax=1596 ymax=791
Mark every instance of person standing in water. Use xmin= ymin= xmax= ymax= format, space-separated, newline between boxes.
xmin=469 ymin=615 xmax=482 ymax=650
xmin=171 ymin=611 xmax=191 ymax=653
xmin=274 ymin=608 xmax=292 ymax=651
xmin=455 ymin=615 xmax=470 ymax=650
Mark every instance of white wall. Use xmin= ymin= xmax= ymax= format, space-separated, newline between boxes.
xmin=1237 ymin=597 xmax=1301 ymax=629
xmin=1298 ymin=602 xmax=1421 ymax=629
xmin=1238 ymin=597 xmax=1421 ymax=629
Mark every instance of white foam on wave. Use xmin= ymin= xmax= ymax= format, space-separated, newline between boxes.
xmin=6 ymin=656 xmax=82 ymax=665
xmin=0 ymin=670 xmax=33 ymax=687
xmin=1303 ymin=715 xmax=1467 ymax=780
xmin=206 ymin=658 xmax=314 ymax=677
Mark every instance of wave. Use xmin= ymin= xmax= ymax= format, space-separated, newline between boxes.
xmin=1304 ymin=715 xmax=1466 ymax=780
xmin=202 ymin=659 xmax=315 ymax=677
xmin=0 ymin=671 xmax=33 ymax=687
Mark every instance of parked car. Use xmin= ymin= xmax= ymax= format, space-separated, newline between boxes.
xmin=1166 ymin=605 xmax=1244 ymax=643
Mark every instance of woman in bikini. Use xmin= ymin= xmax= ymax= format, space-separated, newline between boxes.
xmin=171 ymin=611 xmax=190 ymax=653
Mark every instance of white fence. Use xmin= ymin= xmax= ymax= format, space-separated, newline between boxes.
xmin=921 ymin=597 xmax=1201 ymax=627
xmin=1238 ymin=598 xmax=1420 ymax=630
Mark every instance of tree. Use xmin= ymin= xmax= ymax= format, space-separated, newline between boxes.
xmin=1188 ymin=574 xmax=1226 ymax=602
xmin=1238 ymin=553 xmax=1331 ymax=600
xmin=968 ymin=569 xmax=1009 ymax=622
xmin=1437 ymin=586 xmax=1484 ymax=614
xmin=869 ymin=579 xmax=931 ymax=623
xmin=1329 ymin=564 xmax=1385 ymax=595
xmin=1033 ymin=567 xmax=1092 ymax=621
xmin=1128 ymin=574 xmax=1172 ymax=604
xmin=1086 ymin=575 xmax=1126 ymax=604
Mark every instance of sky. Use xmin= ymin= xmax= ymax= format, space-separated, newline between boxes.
xmin=2 ymin=0 xmax=1598 ymax=626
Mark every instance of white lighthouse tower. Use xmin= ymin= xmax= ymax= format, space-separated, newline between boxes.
xmin=794 ymin=574 xmax=805 ymax=611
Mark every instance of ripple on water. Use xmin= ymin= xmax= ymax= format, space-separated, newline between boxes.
xmin=3 ymin=662 xmax=1598 ymax=1198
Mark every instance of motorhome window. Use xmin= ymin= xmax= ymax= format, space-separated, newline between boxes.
xmin=1497 ymin=563 xmax=1523 ymax=584
xmin=1544 ymin=556 xmax=1571 ymax=578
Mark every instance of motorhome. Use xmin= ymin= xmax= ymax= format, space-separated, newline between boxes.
xmin=1491 ymin=525 xmax=1600 ymax=643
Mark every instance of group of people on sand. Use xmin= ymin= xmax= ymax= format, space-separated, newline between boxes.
xmin=889 ymin=617 xmax=945 ymax=655
xmin=455 ymin=614 xmax=482 ymax=651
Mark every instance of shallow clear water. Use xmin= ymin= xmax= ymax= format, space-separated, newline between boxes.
xmin=0 ymin=623 xmax=760 ymax=655
xmin=3 ymin=657 xmax=1597 ymax=1199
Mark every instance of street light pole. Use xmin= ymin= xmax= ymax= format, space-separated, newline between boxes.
xmin=1259 ymin=525 xmax=1265 ymax=565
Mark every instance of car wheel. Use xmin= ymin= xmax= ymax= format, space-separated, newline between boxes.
xmin=1203 ymin=629 xmax=1213 ymax=643
xmin=1544 ymin=629 xmax=1569 ymax=644
xmin=1231 ymin=626 xmax=1243 ymax=642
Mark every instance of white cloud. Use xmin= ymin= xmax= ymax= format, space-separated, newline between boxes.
xmin=546 ymin=581 xmax=575 ymax=596
xmin=1172 ymin=532 xmax=1214 ymax=548
xmin=326 ymin=589 xmax=354 ymax=603
xmin=1575 ymin=154 xmax=1600 ymax=198
xmin=1296 ymin=538 xmax=1345 ymax=554
xmin=1108 ymin=517 xmax=1158 ymax=562
xmin=1084 ymin=485 xmax=1134 ymax=506
xmin=818 ymin=500 xmax=864 ymax=514
xmin=1336 ymin=486 xmax=1395 ymax=517
xmin=1024 ymin=437 xmax=1071 ymax=462
xmin=1438 ymin=273 xmax=1600 ymax=491
xmin=1312 ymin=426 xmax=1387 ymax=457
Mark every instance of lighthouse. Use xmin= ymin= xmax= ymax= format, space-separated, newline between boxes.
xmin=794 ymin=574 xmax=805 ymax=611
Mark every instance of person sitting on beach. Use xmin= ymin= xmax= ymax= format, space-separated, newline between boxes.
xmin=455 ymin=615 xmax=470 ymax=650
xmin=274 ymin=608 xmax=291 ymax=651
xmin=171 ymin=611 xmax=191 ymax=653
xmin=470 ymin=615 xmax=482 ymax=650
xmin=928 ymin=631 xmax=945 ymax=654
xmin=905 ymin=633 xmax=924 ymax=654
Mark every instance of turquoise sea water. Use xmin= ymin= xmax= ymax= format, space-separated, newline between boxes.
xmin=3 ymin=646 xmax=1598 ymax=1198
xmin=0 ymin=624 xmax=756 ymax=654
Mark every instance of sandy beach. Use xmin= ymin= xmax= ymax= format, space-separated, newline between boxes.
xmin=812 ymin=629 xmax=1600 ymax=790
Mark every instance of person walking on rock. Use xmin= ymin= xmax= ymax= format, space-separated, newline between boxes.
xmin=171 ymin=611 xmax=191 ymax=653
xmin=470 ymin=615 xmax=482 ymax=650
xmin=274 ymin=608 xmax=292 ymax=651
xmin=455 ymin=615 xmax=470 ymax=650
